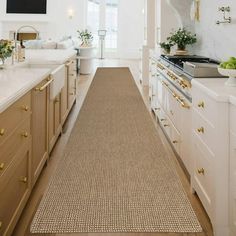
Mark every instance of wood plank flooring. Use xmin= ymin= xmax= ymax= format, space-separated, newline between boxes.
xmin=12 ymin=59 xmax=213 ymax=236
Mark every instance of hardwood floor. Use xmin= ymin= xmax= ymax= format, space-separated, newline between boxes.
xmin=12 ymin=59 xmax=213 ymax=236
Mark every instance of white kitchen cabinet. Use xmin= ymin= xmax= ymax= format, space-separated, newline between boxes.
xmin=230 ymin=104 xmax=236 ymax=236
xmin=191 ymin=81 xmax=230 ymax=236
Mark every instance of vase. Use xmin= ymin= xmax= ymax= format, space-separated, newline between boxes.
xmin=175 ymin=47 xmax=188 ymax=56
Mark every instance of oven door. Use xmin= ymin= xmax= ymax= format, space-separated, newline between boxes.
xmin=157 ymin=75 xmax=192 ymax=173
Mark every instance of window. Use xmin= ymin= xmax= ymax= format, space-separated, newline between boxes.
xmin=87 ymin=0 xmax=100 ymax=47
xmin=105 ymin=0 xmax=118 ymax=50
xmin=87 ymin=0 xmax=118 ymax=53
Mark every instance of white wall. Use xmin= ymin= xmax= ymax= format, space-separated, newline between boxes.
xmin=117 ymin=0 xmax=144 ymax=59
xmin=194 ymin=0 xmax=236 ymax=61
xmin=0 ymin=0 xmax=86 ymax=40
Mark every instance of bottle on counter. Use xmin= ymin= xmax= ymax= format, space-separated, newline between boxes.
xmin=18 ymin=40 xmax=25 ymax=62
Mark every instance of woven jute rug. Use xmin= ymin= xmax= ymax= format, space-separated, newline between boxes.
xmin=30 ymin=68 xmax=202 ymax=234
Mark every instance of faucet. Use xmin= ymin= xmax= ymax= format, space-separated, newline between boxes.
xmin=12 ymin=25 xmax=39 ymax=64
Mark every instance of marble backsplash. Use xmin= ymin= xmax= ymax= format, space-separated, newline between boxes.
xmin=194 ymin=0 xmax=236 ymax=61
xmin=167 ymin=0 xmax=235 ymax=61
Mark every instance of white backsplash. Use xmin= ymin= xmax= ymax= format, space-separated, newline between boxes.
xmin=167 ymin=0 xmax=236 ymax=61
xmin=194 ymin=0 xmax=236 ymax=61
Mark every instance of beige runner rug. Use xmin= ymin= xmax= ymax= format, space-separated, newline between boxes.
xmin=30 ymin=68 xmax=202 ymax=233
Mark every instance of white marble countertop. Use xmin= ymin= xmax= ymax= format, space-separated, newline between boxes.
xmin=0 ymin=67 xmax=51 ymax=113
xmin=192 ymin=78 xmax=236 ymax=105
xmin=26 ymin=49 xmax=77 ymax=65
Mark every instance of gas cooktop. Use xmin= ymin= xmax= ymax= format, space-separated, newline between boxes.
xmin=160 ymin=54 xmax=219 ymax=70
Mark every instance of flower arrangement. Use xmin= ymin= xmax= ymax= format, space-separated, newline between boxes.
xmin=78 ymin=29 xmax=93 ymax=46
xmin=0 ymin=40 xmax=14 ymax=66
xmin=159 ymin=41 xmax=174 ymax=54
xmin=167 ymin=28 xmax=197 ymax=50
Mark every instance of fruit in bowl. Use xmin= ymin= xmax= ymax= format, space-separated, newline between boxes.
xmin=218 ymin=57 xmax=236 ymax=86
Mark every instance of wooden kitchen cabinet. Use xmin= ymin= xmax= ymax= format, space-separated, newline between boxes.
xmin=31 ymin=77 xmax=52 ymax=186
xmin=0 ymin=92 xmax=32 ymax=236
xmin=48 ymin=93 xmax=62 ymax=153
xmin=67 ymin=59 xmax=77 ymax=111
xmin=61 ymin=75 xmax=68 ymax=125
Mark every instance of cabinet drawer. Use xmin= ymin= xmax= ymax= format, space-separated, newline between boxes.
xmin=192 ymin=132 xmax=213 ymax=218
xmin=0 ymin=143 xmax=31 ymax=236
xmin=192 ymin=87 xmax=217 ymax=126
xmin=0 ymin=92 xmax=31 ymax=145
xmin=230 ymin=104 xmax=236 ymax=135
xmin=0 ymin=117 xmax=31 ymax=177
xmin=193 ymin=109 xmax=215 ymax=153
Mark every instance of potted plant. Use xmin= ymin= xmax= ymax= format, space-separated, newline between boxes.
xmin=159 ymin=41 xmax=174 ymax=54
xmin=168 ymin=28 xmax=197 ymax=55
xmin=0 ymin=40 xmax=14 ymax=69
xmin=78 ymin=29 xmax=93 ymax=47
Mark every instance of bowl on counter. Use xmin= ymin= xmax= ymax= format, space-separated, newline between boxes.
xmin=218 ymin=67 xmax=236 ymax=87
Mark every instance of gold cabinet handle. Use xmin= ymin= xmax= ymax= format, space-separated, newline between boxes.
xmin=66 ymin=60 xmax=73 ymax=67
xmin=173 ymin=140 xmax=178 ymax=144
xmin=175 ymin=96 xmax=190 ymax=109
xmin=157 ymin=63 xmax=165 ymax=70
xmin=35 ymin=78 xmax=53 ymax=92
xmin=20 ymin=177 xmax=28 ymax=183
xmin=197 ymin=127 xmax=204 ymax=133
xmin=0 ymin=128 xmax=5 ymax=136
xmin=161 ymin=80 xmax=190 ymax=109
xmin=22 ymin=105 xmax=29 ymax=112
xmin=197 ymin=168 xmax=205 ymax=175
xmin=164 ymin=124 xmax=169 ymax=127
xmin=198 ymin=101 xmax=205 ymax=108
xmin=55 ymin=98 xmax=60 ymax=103
xmin=0 ymin=163 xmax=5 ymax=170
xmin=21 ymin=132 xmax=29 ymax=138
xmin=0 ymin=221 xmax=2 ymax=229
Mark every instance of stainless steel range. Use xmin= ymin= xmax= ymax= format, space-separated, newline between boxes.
xmin=156 ymin=55 xmax=223 ymax=103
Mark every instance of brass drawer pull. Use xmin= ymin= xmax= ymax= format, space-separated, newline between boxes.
xmin=197 ymin=168 xmax=205 ymax=175
xmin=198 ymin=101 xmax=205 ymax=108
xmin=164 ymin=124 xmax=169 ymax=127
xmin=22 ymin=105 xmax=29 ymax=112
xmin=197 ymin=127 xmax=204 ymax=133
xmin=21 ymin=132 xmax=29 ymax=138
xmin=0 ymin=221 xmax=2 ymax=229
xmin=0 ymin=163 xmax=5 ymax=170
xmin=55 ymin=98 xmax=60 ymax=103
xmin=157 ymin=63 xmax=164 ymax=70
xmin=173 ymin=140 xmax=178 ymax=144
xmin=20 ymin=177 xmax=28 ymax=183
xmin=35 ymin=78 xmax=53 ymax=92
xmin=0 ymin=128 xmax=5 ymax=136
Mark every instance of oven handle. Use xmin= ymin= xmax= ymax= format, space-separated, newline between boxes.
xmin=161 ymin=81 xmax=190 ymax=109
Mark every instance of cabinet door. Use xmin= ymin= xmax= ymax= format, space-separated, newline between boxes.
xmin=0 ymin=143 xmax=31 ymax=236
xmin=32 ymin=79 xmax=50 ymax=185
xmin=61 ymin=75 xmax=69 ymax=125
xmin=48 ymin=93 xmax=62 ymax=153
xmin=67 ymin=60 xmax=77 ymax=110
xmin=230 ymin=132 xmax=236 ymax=236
